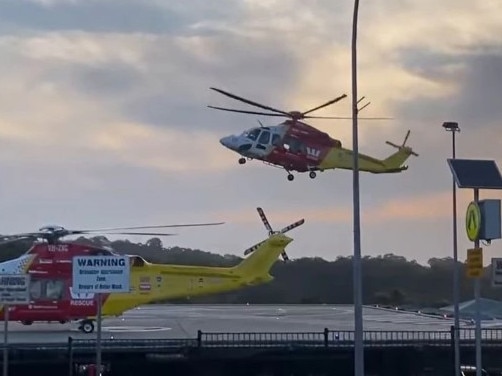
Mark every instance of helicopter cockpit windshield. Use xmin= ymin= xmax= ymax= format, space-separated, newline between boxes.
xmin=242 ymin=128 xmax=261 ymax=141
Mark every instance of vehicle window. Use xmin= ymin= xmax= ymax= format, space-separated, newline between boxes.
xmin=286 ymin=138 xmax=304 ymax=153
xmin=132 ymin=256 xmax=145 ymax=267
xmin=29 ymin=280 xmax=42 ymax=300
xmin=247 ymin=129 xmax=261 ymax=141
xmin=272 ymin=134 xmax=281 ymax=146
xmin=29 ymin=278 xmax=65 ymax=301
xmin=258 ymin=131 xmax=270 ymax=144
xmin=46 ymin=279 xmax=65 ymax=300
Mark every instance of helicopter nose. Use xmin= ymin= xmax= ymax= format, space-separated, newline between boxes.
xmin=219 ymin=135 xmax=234 ymax=149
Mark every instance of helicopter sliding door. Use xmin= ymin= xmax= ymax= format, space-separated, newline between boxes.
xmin=267 ymin=134 xmax=310 ymax=172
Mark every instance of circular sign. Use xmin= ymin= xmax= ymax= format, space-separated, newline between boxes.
xmin=465 ymin=201 xmax=481 ymax=241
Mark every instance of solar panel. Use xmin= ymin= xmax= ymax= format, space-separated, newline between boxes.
xmin=447 ymin=159 xmax=502 ymax=189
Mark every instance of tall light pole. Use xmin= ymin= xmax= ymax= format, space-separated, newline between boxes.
xmin=443 ymin=121 xmax=461 ymax=376
xmin=351 ymin=0 xmax=364 ymax=376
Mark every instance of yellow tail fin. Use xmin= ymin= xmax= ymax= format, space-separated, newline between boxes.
xmin=231 ymin=233 xmax=293 ymax=284
xmin=230 ymin=206 xmax=304 ymax=284
xmin=382 ymin=130 xmax=418 ymax=169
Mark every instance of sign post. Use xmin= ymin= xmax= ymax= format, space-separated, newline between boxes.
xmin=72 ymin=256 xmax=130 ymax=376
xmin=0 ymin=274 xmax=30 ymax=376
xmin=448 ymin=158 xmax=502 ymax=376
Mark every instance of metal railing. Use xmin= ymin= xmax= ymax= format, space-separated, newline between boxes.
xmin=3 ymin=327 xmax=502 ymax=352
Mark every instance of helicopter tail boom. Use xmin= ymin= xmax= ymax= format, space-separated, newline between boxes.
xmin=101 ymin=233 xmax=293 ymax=311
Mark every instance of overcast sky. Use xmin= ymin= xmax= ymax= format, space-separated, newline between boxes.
xmin=1 ymin=0 xmax=501 ymax=266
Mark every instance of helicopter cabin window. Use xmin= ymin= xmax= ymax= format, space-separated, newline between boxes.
xmin=271 ymin=133 xmax=281 ymax=146
xmin=258 ymin=130 xmax=270 ymax=145
xmin=29 ymin=279 xmax=42 ymax=300
xmin=29 ymin=278 xmax=65 ymax=301
xmin=282 ymin=137 xmax=305 ymax=154
xmin=132 ymin=256 xmax=146 ymax=267
xmin=245 ymin=128 xmax=261 ymax=141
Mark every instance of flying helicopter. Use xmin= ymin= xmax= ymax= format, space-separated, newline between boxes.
xmin=0 ymin=208 xmax=303 ymax=333
xmin=209 ymin=87 xmax=418 ymax=181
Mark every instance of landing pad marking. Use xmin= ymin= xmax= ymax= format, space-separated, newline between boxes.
xmin=102 ymin=326 xmax=171 ymax=332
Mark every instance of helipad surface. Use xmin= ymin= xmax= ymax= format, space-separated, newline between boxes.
xmin=0 ymin=304 xmax=488 ymax=343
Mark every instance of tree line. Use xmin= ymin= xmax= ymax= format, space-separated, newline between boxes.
xmin=1 ymin=236 xmax=501 ymax=307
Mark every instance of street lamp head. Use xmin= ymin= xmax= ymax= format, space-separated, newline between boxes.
xmin=443 ymin=121 xmax=460 ymax=132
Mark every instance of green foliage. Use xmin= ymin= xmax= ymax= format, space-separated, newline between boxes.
xmin=1 ymin=237 xmax=500 ymax=307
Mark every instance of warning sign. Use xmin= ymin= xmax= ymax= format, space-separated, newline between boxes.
xmin=465 ymin=201 xmax=481 ymax=241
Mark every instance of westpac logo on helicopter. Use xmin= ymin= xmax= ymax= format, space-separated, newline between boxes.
xmin=305 ymin=147 xmax=321 ymax=159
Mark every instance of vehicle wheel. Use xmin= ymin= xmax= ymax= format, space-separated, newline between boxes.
xmin=80 ymin=320 xmax=95 ymax=334
xmin=309 ymin=171 xmax=316 ymax=179
xmin=238 ymin=158 xmax=246 ymax=164
xmin=287 ymin=174 xmax=294 ymax=181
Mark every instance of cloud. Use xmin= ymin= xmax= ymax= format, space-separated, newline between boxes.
xmin=0 ymin=0 xmax=189 ymax=34
xmin=88 ymin=122 xmax=234 ymax=173
xmin=204 ymin=188 xmax=502 ymax=230
xmin=0 ymin=0 xmax=502 ymax=267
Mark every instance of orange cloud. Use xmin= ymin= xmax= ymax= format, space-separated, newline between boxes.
xmin=206 ymin=189 xmax=502 ymax=227
xmin=208 ymin=206 xmax=352 ymax=226
xmin=364 ymin=191 xmax=468 ymax=222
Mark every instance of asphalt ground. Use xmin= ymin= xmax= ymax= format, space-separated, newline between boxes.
xmin=0 ymin=304 xmax=495 ymax=343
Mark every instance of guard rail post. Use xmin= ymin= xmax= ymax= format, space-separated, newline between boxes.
xmin=197 ymin=330 xmax=202 ymax=348
xmin=324 ymin=328 xmax=329 ymax=348
xmin=450 ymin=326 xmax=455 ymax=376
xmin=68 ymin=336 xmax=74 ymax=376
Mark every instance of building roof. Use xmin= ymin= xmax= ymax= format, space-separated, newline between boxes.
xmin=441 ymin=298 xmax=502 ymax=320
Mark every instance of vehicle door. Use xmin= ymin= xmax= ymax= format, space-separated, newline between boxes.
xmin=251 ymin=129 xmax=274 ymax=158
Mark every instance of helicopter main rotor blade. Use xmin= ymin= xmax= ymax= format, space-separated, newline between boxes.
xmin=303 ymin=115 xmax=393 ymax=120
xmin=0 ymin=232 xmax=45 ymax=241
xmin=301 ymin=94 xmax=347 ymax=116
xmin=92 ymin=232 xmax=178 ymax=237
xmin=208 ymin=106 xmax=286 ymax=117
xmin=74 ymin=222 xmax=225 ymax=233
xmin=210 ymin=87 xmax=291 ymax=117
xmin=0 ymin=236 xmax=34 ymax=246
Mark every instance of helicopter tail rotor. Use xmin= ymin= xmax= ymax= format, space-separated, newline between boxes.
xmin=385 ymin=130 xmax=419 ymax=157
xmin=243 ymin=207 xmax=304 ymax=262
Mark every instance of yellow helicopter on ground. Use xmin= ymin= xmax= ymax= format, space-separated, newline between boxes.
xmin=0 ymin=208 xmax=303 ymax=333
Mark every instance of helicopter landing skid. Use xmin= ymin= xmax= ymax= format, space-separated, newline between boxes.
xmin=286 ymin=169 xmax=317 ymax=181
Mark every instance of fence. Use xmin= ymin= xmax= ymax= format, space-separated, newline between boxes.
xmin=3 ymin=327 xmax=502 ymax=352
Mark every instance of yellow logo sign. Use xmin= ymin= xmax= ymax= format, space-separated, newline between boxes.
xmin=465 ymin=201 xmax=481 ymax=241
